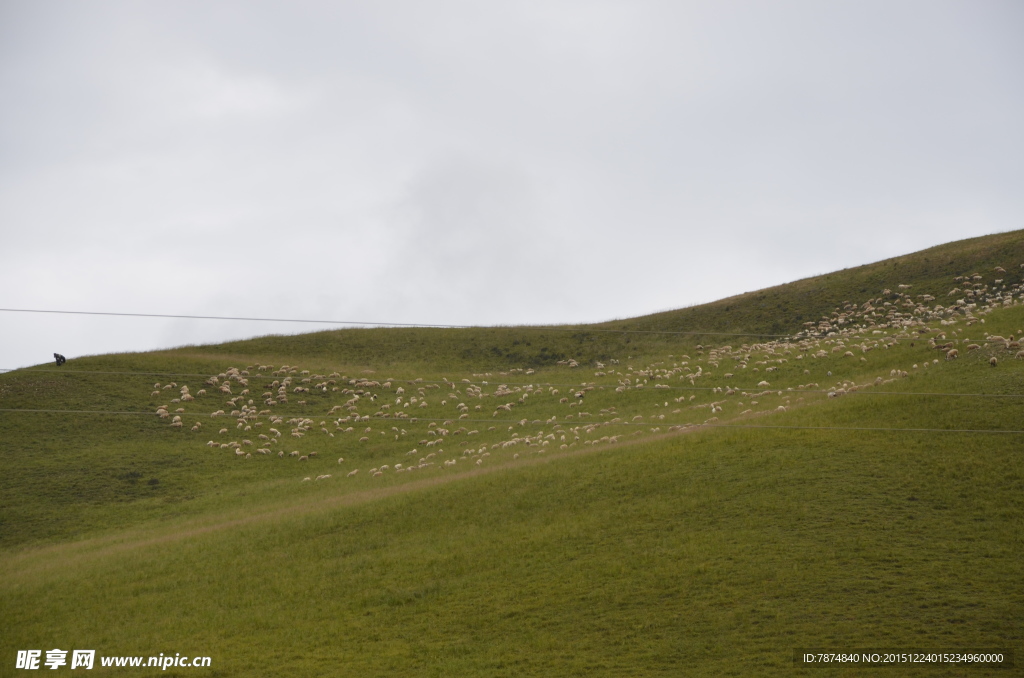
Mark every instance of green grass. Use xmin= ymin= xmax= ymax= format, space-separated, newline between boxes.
xmin=1 ymin=230 xmax=1023 ymax=676
xmin=608 ymin=229 xmax=1024 ymax=338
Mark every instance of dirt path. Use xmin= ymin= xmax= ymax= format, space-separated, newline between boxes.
xmin=1 ymin=396 xmax=831 ymax=579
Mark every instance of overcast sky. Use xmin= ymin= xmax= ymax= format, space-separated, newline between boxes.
xmin=2 ymin=1 xmax=1022 ymax=370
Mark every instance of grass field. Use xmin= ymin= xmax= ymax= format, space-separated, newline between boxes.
xmin=2 ymin=231 xmax=1023 ymax=676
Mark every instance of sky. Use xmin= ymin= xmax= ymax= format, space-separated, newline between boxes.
xmin=2 ymin=0 xmax=1022 ymax=370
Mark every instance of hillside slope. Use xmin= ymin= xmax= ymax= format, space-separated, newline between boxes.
xmin=1 ymin=231 xmax=1023 ymax=676
xmin=171 ymin=229 xmax=1024 ymax=370
xmin=605 ymin=229 xmax=1024 ymax=335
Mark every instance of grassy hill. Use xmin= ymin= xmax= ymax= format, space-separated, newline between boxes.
xmin=606 ymin=228 xmax=1024 ymax=336
xmin=125 ymin=229 xmax=1024 ymax=372
xmin=1 ymin=231 xmax=1023 ymax=676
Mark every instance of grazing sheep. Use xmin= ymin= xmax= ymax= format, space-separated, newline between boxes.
xmin=990 ymin=356 xmax=998 ymax=367
xmin=946 ymin=348 xmax=959 ymax=360
xmin=338 ymin=457 xmax=345 ymax=464
xmin=299 ymin=455 xmax=308 ymax=461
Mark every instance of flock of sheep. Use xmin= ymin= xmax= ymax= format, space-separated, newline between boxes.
xmin=146 ymin=266 xmax=1023 ymax=483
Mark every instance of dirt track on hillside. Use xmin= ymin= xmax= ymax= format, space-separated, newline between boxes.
xmin=1 ymin=398 xmax=836 ymax=578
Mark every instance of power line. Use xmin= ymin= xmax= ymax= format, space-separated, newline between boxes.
xmin=0 ymin=307 xmax=792 ymax=337
xmin=3 ymin=369 xmax=238 ymax=378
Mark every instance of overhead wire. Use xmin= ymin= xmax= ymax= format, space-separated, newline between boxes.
xmin=0 ymin=307 xmax=795 ymax=337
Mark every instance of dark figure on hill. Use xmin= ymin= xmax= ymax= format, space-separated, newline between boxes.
xmin=54 ymin=353 xmax=66 ymax=367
